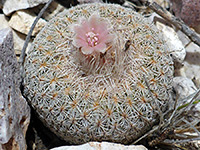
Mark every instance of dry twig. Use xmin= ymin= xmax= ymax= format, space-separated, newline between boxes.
xmin=132 ymin=84 xmax=200 ymax=146
xmin=145 ymin=1 xmax=200 ymax=47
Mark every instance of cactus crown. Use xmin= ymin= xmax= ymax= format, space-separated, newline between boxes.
xmin=24 ymin=3 xmax=173 ymax=144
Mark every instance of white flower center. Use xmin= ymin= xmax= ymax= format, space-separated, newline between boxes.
xmin=86 ymin=29 xmax=99 ymax=47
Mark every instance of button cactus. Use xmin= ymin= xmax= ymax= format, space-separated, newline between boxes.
xmin=23 ymin=3 xmax=174 ymax=144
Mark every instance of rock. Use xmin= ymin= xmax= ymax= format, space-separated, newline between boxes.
xmin=170 ymin=0 xmax=200 ymax=31
xmin=179 ymin=42 xmax=200 ymax=87
xmin=194 ymin=25 xmax=200 ymax=34
xmin=156 ymin=21 xmax=186 ymax=62
xmin=175 ymin=31 xmax=200 ymax=85
xmin=0 ymin=14 xmax=32 ymax=57
xmin=179 ymin=62 xmax=200 ymax=87
xmin=12 ymin=29 xmax=32 ymax=57
xmin=176 ymin=30 xmax=190 ymax=47
xmin=50 ymin=142 xmax=148 ymax=150
xmin=0 ymin=28 xmax=30 ymax=150
xmin=195 ymin=100 xmax=200 ymax=112
xmin=0 ymin=1 xmax=3 ymax=9
xmin=172 ymin=77 xmax=200 ymax=122
xmin=42 ymin=1 xmax=65 ymax=21
xmin=2 ymin=0 xmax=49 ymax=16
xmin=149 ymin=0 xmax=169 ymax=8
xmin=0 ymin=14 xmax=10 ymax=29
xmin=77 ymin=0 xmax=103 ymax=4
xmin=9 ymin=10 xmax=47 ymax=36
xmin=185 ymin=42 xmax=200 ymax=53
xmin=173 ymin=76 xmax=197 ymax=99
xmin=172 ymin=78 xmax=200 ymax=148
xmin=31 ymin=1 xmax=65 ymax=21
xmin=148 ymin=13 xmax=186 ymax=62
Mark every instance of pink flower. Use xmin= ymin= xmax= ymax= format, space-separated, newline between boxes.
xmin=72 ymin=13 xmax=113 ymax=55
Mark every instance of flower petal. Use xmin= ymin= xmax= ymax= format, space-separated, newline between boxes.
xmin=89 ymin=13 xmax=107 ymax=33
xmin=73 ymin=37 xmax=88 ymax=48
xmin=89 ymin=13 xmax=99 ymax=28
xmin=94 ymin=43 xmax=107 ymax=53
xmin=95 ymin=21 xmax=108 ymax=33
xmin=73 ymin=17 xmax=90 ymax=36
xmin=73 ymin=25 xmax=87 ymax=39
xmin=99 ymin=33 xmax=114 ymax=43
xmin=80 ymin=18 xmax=90 ymax=32
xmin=81 ymin=46 xmax=94 ymax=55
